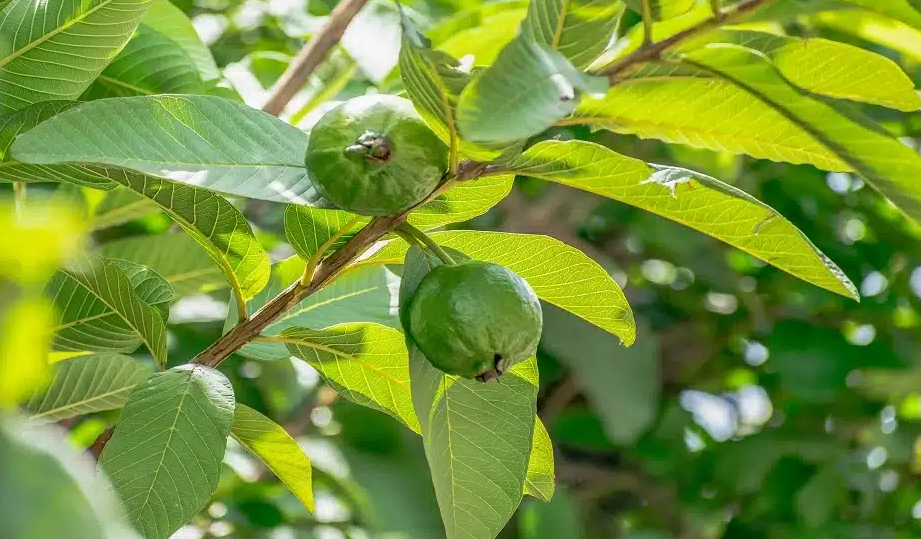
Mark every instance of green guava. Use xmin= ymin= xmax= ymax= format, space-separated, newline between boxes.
xmin=305 ymin=94 xmax=448 ymax=216
xmin=408 ymin=261 xmax=543 ymax=381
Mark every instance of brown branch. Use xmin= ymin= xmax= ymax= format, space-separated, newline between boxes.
xmin=261 ymin=0 xmax=370 ymax=116
xmin=89 ymin=427 xmax=113 ymax=459
xmin=600 ymin=0 xmax=779 ymax=82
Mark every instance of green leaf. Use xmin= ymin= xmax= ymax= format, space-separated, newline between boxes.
xmin=229 ymin=259 xmax=399 ymax=361
xmin=682 ymin=45 xmax=921 ymax=226
xmin=11 ymin=95 xmax=320 ymax=204
xmin=81 ymin=25 xmax=203 ymax=99
xmin=401 ymin=245 xmax=537 ymax=539
xmin=436 ymin=4 xmax=527 ymax=66
xmin=280 ymin=324 xmax=420 ymax=432
xmin=834 ymin=0 xmax=921 ymax=30
xmin=457 ymin=36 xmax=608 ymax=143
xmin=623 ymin=0 xmax=695 ymax=21
xmin=91 ymin=187 xmax=160 ymax=231
xmin=0 ymin=0 xmax=152 ymax=113
xmin=98 ymin=365 xmax=235 ymax=539
xmin=0 ymin=101 xmax=116 ymax=189
xmin=541 ymin=305 xmax=659 ymax=444
xmin=814 ymin=9 xmax=921 ymax=64
xmin=501 ymin=140 xmax=858 ymax=299
xmin=25 ymin=353 xmax=151 ymax=422
xmin=102 ymin=170 xmax=270 ymax=301
xmin=231 ymin=404 xmax=315 ymax=512
xmin=46 ymin=253 xmax=169 ymax=366
xmin=1 ymin=417 xmax=141 ymax=539
xmin=524 ymin=419 xmax=555 ymax=501
xmin=688 ymin=30 xmax=920 ymax=111
xmin=519 ymin=487 xmax=584 ymax=539
xmin=521 ymin=0 xmax=622 ymax=69
xmin=285 ymin=206 xmax=362 ymax=262
xmin=111 ymin=259 xmax=175 ymax=320
xmin=99 ymin=233 xmax=229 ymax=298
xmin=371 ymin=230 xmax=636 ymax=344
xmin=141 ymin=0 xmax=220 ymax=82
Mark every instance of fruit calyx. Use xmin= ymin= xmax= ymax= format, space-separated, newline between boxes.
xmin=474 ymin=354 xmax=506 ymax=383
xmin=344 ymin=131 xmax=392 ymax=163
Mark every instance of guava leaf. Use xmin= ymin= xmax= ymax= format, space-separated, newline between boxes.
xmin=91 ymin=187 xmax=160 ymax=230
xmin=140 ymin=0 xmax=220 ymax=82
xmin=25 ymin=353 xmax=151 ymax=422
xmin=98 ymin=365 xmax=234 ymax=539
xmin=0 ymin=0 xmax=152 ymax=113
xmin=47 ymin=254 xmax=171 ymax=366
xmin=281 ymin=324 xmax=420 ymax=431
xmin=501 ymin=139 xmax=858 ymax=299
xmin=457 ymin=36 xmax=608 ymax=143
xmin=520 ymin=0 xmax=623 ymax=69
xmin=814 ymin=10 xmax=921 ymax=65
xmin=10 ymin=95 xmax=320 ymax=205
xmin=524 ymin=419 xmax=555 ymax=501
xmin=99 ymin=233 xmax=228 ymax=298
xmin=623 ymin=0 xmax=695 ymax=21
xmin=834 ymin=0 xmax=921 ymax=30
xmin=231 ymin=404 xmax=315 ymax=512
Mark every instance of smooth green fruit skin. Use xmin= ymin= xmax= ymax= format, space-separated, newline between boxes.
xmin=306 ymin=95 xmax=448 ymax=216
xmin=408 ymin=261 xmax=543 ymax=379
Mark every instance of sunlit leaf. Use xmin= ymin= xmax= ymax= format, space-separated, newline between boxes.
xmin=623 ymin=0 xmax=695 ymax=21
xmin=524 ymin=419 xmax=555 ymax=501
xmin=521 ymin=0 xmax=622 ymax=69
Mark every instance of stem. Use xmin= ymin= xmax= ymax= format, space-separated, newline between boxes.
xmin=261 ymin=0 xmax=370 ymax=116
xmin=300 ymin=216 xmax=362 ymax=286
xmin=709 ymin=0 xmax=723 ymax=19
xmin=13 ymin=182 xmax=25 ymax=218
xmin=235 ymin=288 xmax=249 ymax=324
xmin=396 ymin=223 xmax=456 ymax=265
xmin=599 ymin=0 xmax=779 ymax=81
xmin=640 ymin=0 xmax=654 ymax=45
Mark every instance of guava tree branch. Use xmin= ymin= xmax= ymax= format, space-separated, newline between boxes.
xmin=261 ymin=0 xmax=370 ymax=116
xmin=599 ymin=0 xmax=779 ymax=81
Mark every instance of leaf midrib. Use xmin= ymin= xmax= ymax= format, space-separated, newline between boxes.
xmin=32 ymin=384 xmax=136 ymax=419
xmin=0 ymin=0 xmax=115 ymax=69
xmin=273 ymin=335 xmax=408 ymax=388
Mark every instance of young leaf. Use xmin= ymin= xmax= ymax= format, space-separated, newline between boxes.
xmin=520 ymin=0 xmax=623 ymax=69
xmin=686 ymin=30 xmax=920 ymax=111
xmin=0 ymin=102 xmax=116 ymax=189
xmin=280 ymin=324 xmax=420 ymax=432
xmin=231 ymin=404 xmax=315 ymax=512
xmin=11 ymin=95 xmax=320 ymax=205
xmin=91 ymin=187 xmax=160 ymax=231
xmin=682 ymin=45 xmax=921 ymax=226
xmin=102 ymin=170 xmax=271 ymax=302
xmin=501 ymin=139 xmax=858 ymax=299
xmin=370 ymin=231 xmax=636 ymax=344
xmin=47 ymin=253 xmax=169 ymax=366
xmin=524 ymin=419 xmax=555 ymax=501
xmin=99 ymin=233 xmax=230 ymax=298
xmin=140 ymin=0 xmax=220 ymax=82
xmin=0 ymin=0 xmax=152 ymax=113
xmin=401 ymin=246 xmax=537 ymax=539
xmin=81 ymin=25 xmax=204 ymax=100
xmin=25 ymin=353 xmax=151 ymax=422
xmin=98 ymin=365 xmax=235 ymax=539
xmin=623 ymin=0 xmax=695 ymax=21
xmin=457 ymin=36 xmax=608 ymax=143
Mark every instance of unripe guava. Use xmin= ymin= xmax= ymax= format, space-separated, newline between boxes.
xmin=408 ymin=261 xmax=542 ymax=381
xmin=305 ymin=95 xmax=448 ymax=216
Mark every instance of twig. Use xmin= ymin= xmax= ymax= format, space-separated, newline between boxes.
xmin=89 ymin=427 xmax=113 ymax=459
xmin=599 ymin=0 xmax=779 ymax=81
xmin=261 ymin=0 xmax=370 ymax=116
xmin=640 ymin=0 xmax=654 ymax=45
xmin=397 ymin=223 xmax=456 ymax=265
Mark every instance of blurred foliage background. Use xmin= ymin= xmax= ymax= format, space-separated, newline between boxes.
xmin=13 ymin=0 xmax=921 ymax=537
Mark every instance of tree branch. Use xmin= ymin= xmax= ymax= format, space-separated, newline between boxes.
xmin=600 ymin=0 xmax=779 ymax=81
xmin=261 ymin=0 xmax=370 ymax=116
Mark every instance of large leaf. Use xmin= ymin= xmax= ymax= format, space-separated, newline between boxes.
xmin=521 ymin=0 xmax=622 ymax=69
xmin=814 ymin=9 xmax=921 ymax=64
xmin=436 ymin=4 xmax=527 ymax=66
xmin=0 ymin=101 xmax=115 ymax=189
xmin=229 ymin=259 xmax=400 ymax=361
xmin=457 ymin=36 xmax=607 ymax=143
xmin=681 ymin=45 xmax=921 ymax=226
xmin=25 ymin=353 xmax=151 ymax=422
xmin=623 ymin=0 xmax=695 ymax=21
xmin=98 ymin=365 xmax=235 ymax=539
xmin=280 ymin=324 xmax=420 ymax=431
xmin=91 ymin=187 xmax=160 ymax=230
xmin=501 ymin=140 xmax=858 ymax=299
xmin=46 ymin=253 xmax=169 ymax=366
xmin=0 ymin=0 xmax=152 ymax=113
xmin=99 ymin=233 xmax=228 ymax=298
xmin=524 ymin=419 xmax=555 ymax=501
xmin=401 ymin=246 xmax=537 ymax=539
xmin=686 ymin=30 xmax=920 ymax=111
xmin=140 ymin=0 xmax=219 ymax=82
xmin=11 ymin=95 xmax=319 ymax=204
xmin=102 ymin=170 xmax=270 ymax=301
xmin=231 ymin=404 xmax=314 ymax=512
xmin=835 ymin=0 xmax=921 ymax=30
xmin=370 ymin=230 xmax=636 ymax=344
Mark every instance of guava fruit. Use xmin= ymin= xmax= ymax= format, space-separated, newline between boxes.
xmin=305 ymin=94 xmax=448 ymax=216
xmin=408 ymin=261 xmax=543 ymax=381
